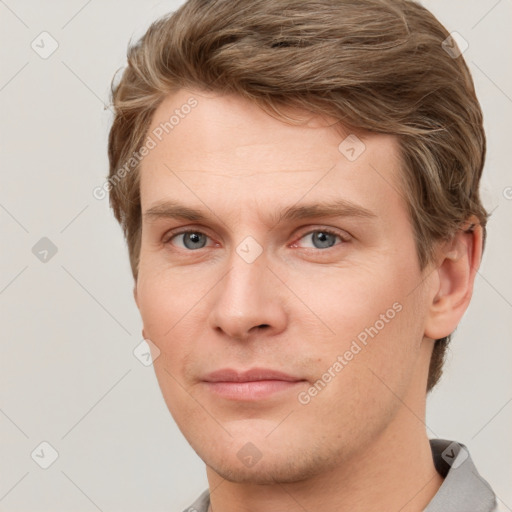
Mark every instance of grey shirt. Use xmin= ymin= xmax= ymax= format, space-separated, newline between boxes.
xmin=182 ymin=439 xmax=498 ymax=512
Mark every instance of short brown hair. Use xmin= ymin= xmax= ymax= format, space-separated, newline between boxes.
xmin=107 ymin=0 xmax=489 ymax=392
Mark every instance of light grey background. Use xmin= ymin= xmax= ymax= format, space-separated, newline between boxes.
xmin=0 ymin=1 xmax=511 ymax=510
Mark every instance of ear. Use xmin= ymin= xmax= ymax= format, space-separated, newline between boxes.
xmin=424 ymin=217 xmax=483 ymax=340
xmin=133 ymin=281 xmax=139 ymax=309
xmin=133 ymin=282 xmax=147 ymax=339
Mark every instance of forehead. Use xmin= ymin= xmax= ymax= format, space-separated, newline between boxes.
xmin=139 ymin=88 xmax=405 ymax=222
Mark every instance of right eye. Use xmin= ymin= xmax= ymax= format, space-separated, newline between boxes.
xmin=165 ymin=230 xmax=213 ymax=250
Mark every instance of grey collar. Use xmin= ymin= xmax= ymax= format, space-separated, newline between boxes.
xmin=424 ymin=439 xmax=497 ymax=511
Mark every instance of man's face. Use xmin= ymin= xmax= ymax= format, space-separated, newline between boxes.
xmin=135 ymin=88 xmax=434 ymax=483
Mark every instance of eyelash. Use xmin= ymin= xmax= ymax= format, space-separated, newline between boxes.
xmin=163 ymin=227 xmax=350 ymax=252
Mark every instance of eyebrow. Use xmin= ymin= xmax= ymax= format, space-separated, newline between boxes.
xmin=143 ymin=198 xmax=377 ymax=227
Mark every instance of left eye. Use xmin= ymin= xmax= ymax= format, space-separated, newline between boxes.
xmin=295 ymin=230 xmax=344 ymax=250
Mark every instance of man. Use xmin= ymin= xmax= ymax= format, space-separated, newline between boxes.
xmin=107 ymin=0 xmax=498 ymax=510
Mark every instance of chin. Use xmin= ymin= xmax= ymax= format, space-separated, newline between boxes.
xmin=203 ymin=447 xmax=336 ymax=485
xmin=210 ymin=462 xmax=316 ymax=485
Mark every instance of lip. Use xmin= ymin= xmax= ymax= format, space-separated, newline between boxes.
xmin=202 ymin=368 xmax=306 ymax=401
xmin=203 ymin=368 xmax=302 ymax=383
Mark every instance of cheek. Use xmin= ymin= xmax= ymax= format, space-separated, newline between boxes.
xmin=135 ymin=262 xmax=215 ymax=409
xmin=295 ymin=300 xmax=422 ymax=444
xmin=136 ymin=269 xmax=201 ymax=420
xmin=135 ymin=259 xmax=209 ymax=341
xmin=293 ymin=258 xmax=424 ymax=392
xmin=289 ymin=260 xmax=411 ymax=342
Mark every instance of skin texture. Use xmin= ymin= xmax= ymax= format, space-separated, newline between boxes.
xmin=134 ymin=88 xmax=482 ymax=511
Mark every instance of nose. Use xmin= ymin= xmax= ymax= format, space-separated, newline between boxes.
xmin=208 ymin=248 xmax=288 ymax=342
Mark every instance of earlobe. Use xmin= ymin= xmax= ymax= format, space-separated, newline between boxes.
xmin=424 ymin=217 xmax=483 ymax=340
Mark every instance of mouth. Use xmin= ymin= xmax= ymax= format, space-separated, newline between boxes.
xmin=201 ymin=368 xmax=307 ymax=401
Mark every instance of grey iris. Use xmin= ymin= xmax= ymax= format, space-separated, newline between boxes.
xmin=312 ymin=231 xmax=337 ymax=249
xmin=183 ymin=232 xmax=207 ymax=250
